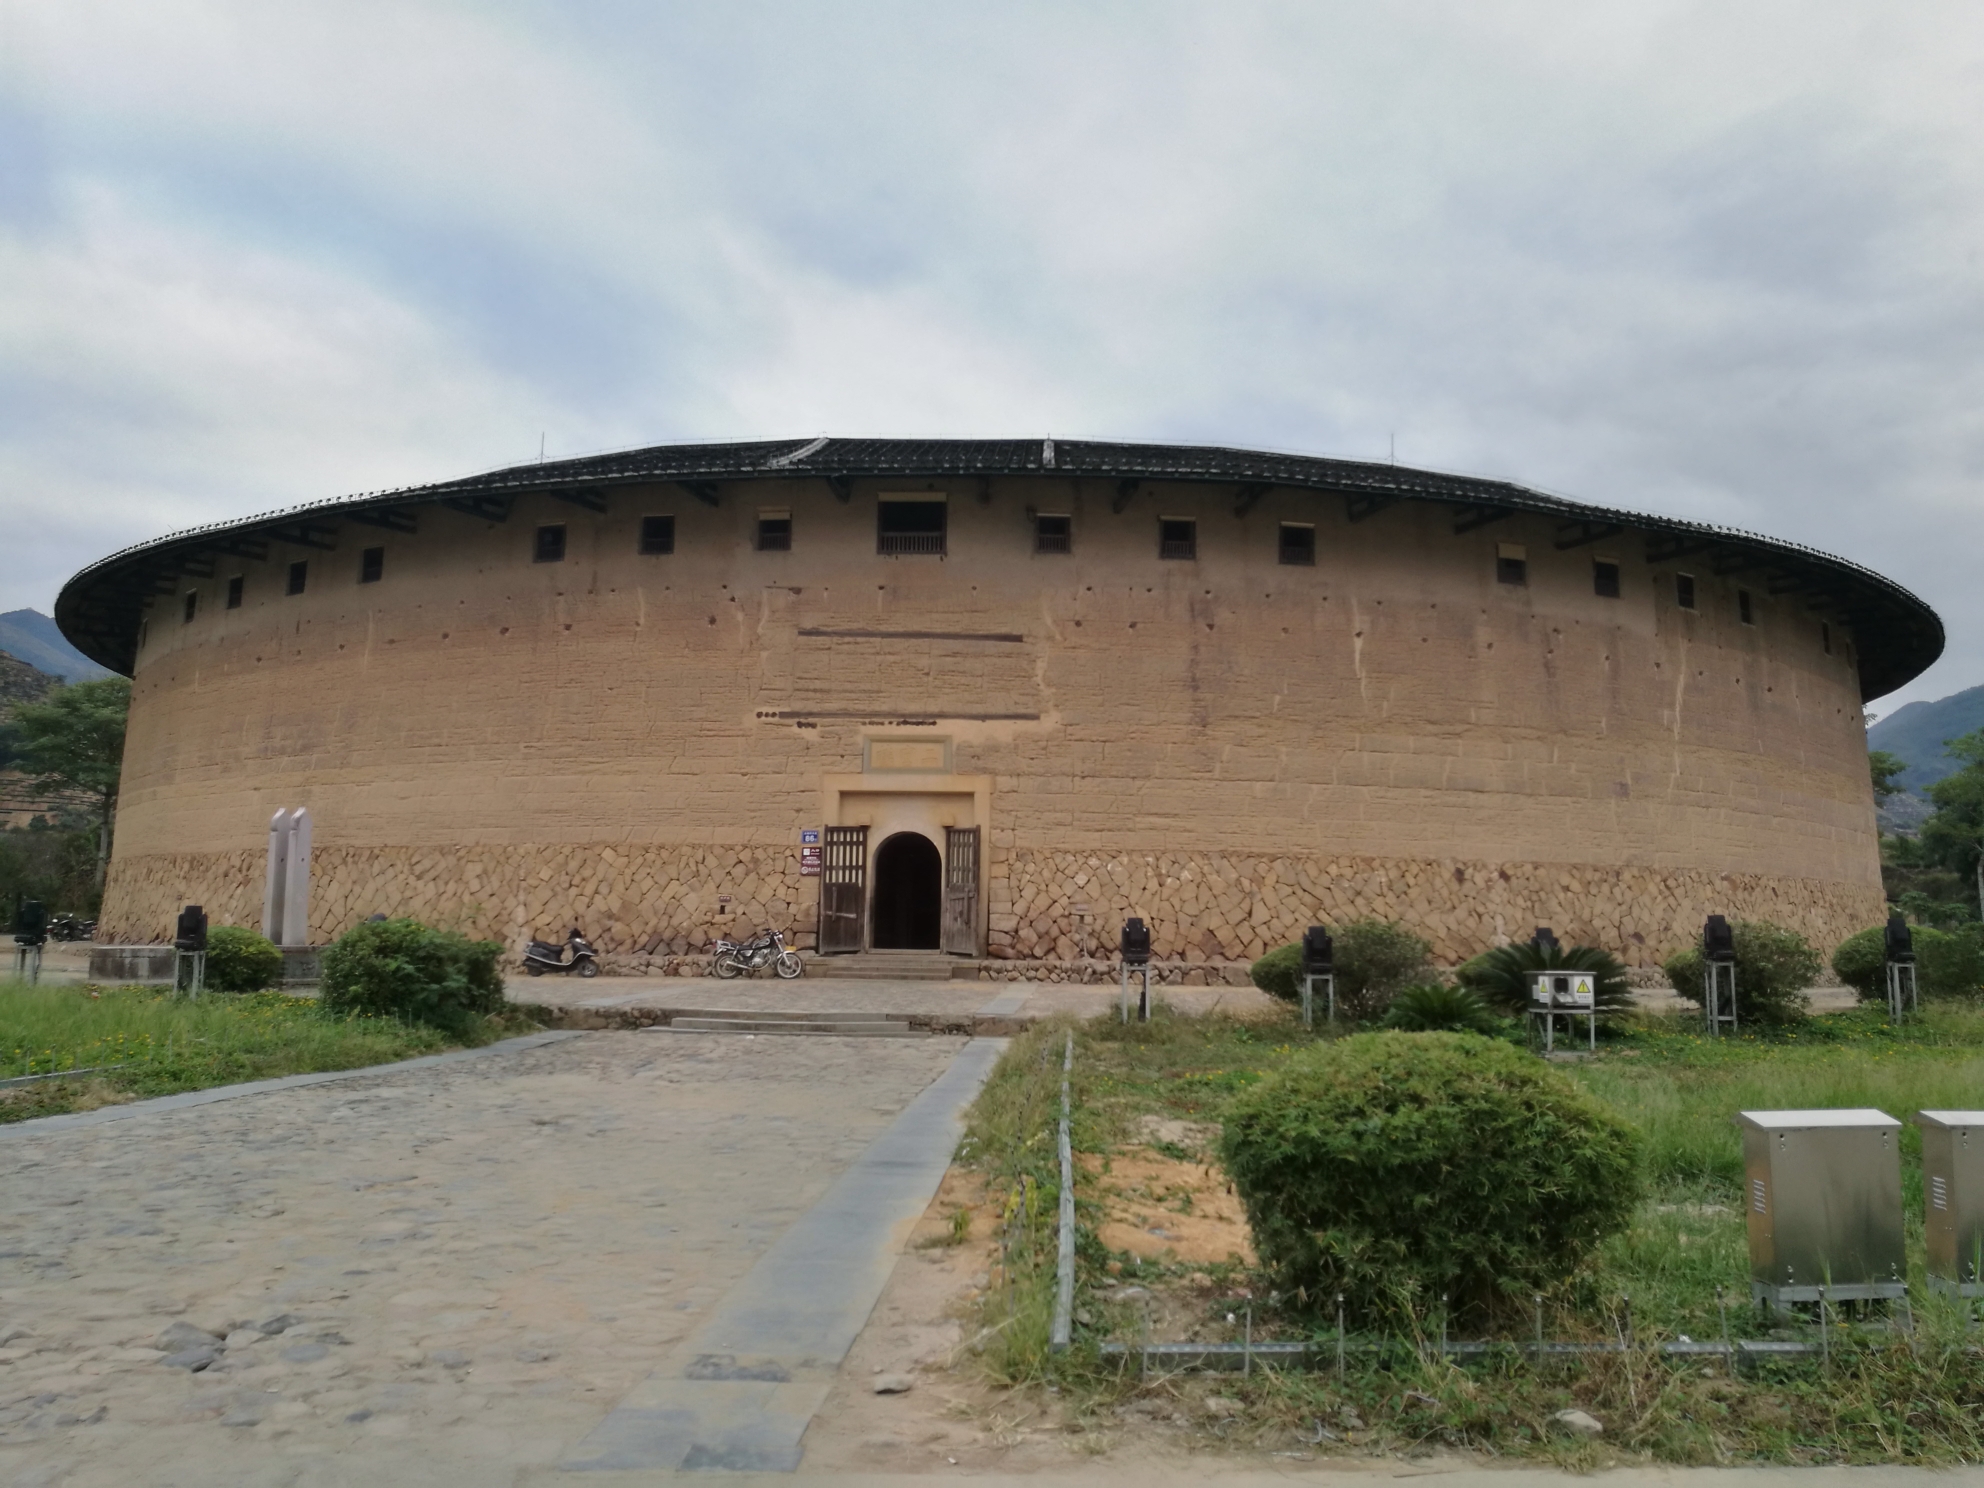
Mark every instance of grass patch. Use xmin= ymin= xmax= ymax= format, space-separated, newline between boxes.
xmin=0 ymin=980 xmax=538 ymax=1123
xmin=955 ymin=999 xmax=1984 ymax=1464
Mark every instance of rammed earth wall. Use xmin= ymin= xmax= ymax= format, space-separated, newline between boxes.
xmin=100 ymin=843 xmax=1883 ymax=971
xmin=96 ymin=472 xmax=1894 ymax=968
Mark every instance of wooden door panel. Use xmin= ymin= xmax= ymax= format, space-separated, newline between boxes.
xmin=820 ymin=826 xmax=868 ymax=953
xmin=943 ymin=826 xmax=979 ymax=955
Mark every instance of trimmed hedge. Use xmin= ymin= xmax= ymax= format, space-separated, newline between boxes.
xmin=1219 ymin=1032 xmax=1642 ymax=1320
xmin=1249 ymin=919 xmax=1431 ymax=1022
xmin=202 ymin=925 xmax=285 ymax=994
xmin=319 ymin=917 xmax=505 ymax=1032
xmin=1833 ymin=923 xmax=1984 ymax=1002
xmin=1456 ymin=941 xmax=1633 ymax=1020
xmin=1663 ymin=919 xmax=1821 ymax=1025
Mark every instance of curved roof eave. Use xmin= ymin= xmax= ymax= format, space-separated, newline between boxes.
xmin=54 ymin=436 xmax=1942 ymax=700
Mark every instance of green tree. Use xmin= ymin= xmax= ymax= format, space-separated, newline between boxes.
xmin=1918 ymin=729 xmax=1984 ymax=919
xmin=1870 ymin=749 xmax=1907 ymax=803
xmin=1 ymin=678 xmax=130 ymax=890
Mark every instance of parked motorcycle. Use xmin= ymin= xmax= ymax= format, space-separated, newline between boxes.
xmin=47 ymin=914 xmax=96 ymax=942
xmin=710 ymin=928 xmax=804 ymax=980
xmin=523 ymin=927 xmax=600 ymax=977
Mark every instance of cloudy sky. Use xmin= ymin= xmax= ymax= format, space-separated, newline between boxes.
xmin=3 ymin=1 xmax=1980 ymax=709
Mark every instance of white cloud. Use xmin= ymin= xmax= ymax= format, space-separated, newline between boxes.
xmin=3 ymin=0 xmax=1982 ymax=705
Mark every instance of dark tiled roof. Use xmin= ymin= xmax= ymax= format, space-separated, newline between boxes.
xmin=55 ymin=436 xmax=1941 ymax=698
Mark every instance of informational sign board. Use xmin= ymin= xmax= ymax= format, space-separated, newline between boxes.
xmin=800 ymin=828 xmax=821 ymax=845
xmin=800 ymin=846 xmax=822 ymax=877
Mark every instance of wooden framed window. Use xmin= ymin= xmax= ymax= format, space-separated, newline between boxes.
xmin=534 ymin=525 xmax=566 ymax=563
xmin=640 ymin=515 xmax=675 ymax=555
xmin=1158 ymin=518 xmax=1196 ymax=561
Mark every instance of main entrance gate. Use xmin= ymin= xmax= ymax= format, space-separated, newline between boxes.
xmin=815 ymin=820 xmax=981 ymax=954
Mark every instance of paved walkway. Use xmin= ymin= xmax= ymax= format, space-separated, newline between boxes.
xmin=0 ymin=1030 xmax=983 ymax=1486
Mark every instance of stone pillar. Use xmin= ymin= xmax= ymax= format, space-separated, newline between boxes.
xmin=263 ymin=809 xmax=291 ymax=942
xmin=281 ymin=807 xmax=312 ymax=947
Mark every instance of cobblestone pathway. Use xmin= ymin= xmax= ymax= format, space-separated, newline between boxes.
xmin=0 ymin=1031 xmax=964 ymax=1487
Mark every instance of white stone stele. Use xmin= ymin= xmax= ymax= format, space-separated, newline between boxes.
xmin=262 ymin=807 xmax=313 ymax=947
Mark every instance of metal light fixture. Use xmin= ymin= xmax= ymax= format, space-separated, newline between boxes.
xmin=1119 ymin=917 xmax=1153 ymax=1023
xmin=174 ymin=903 xmax=209 ymax=1000
xmin=1300 ymin=925 xmax=1334 ymax=1027
xmin=1703 ymin=914 xmax=1737 ymax=1036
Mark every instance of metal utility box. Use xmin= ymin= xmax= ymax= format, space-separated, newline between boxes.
xmin=1739 ymin=1110 xmax=1906 ymax=1306
xmin=1917 ymin=1111 xmax=1984 ymax=1297
xmin=1527 ymin=970 xmax=1597 ymax=1052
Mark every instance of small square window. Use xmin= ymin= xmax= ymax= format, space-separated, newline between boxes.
xmin=534 ymin=524 xmax=566 ymax=563
xmin=360 ymin=546 xmax=384 ymax=584
xmin=1034 ymin=513 xmax=1071 ymax=554
xmin=1593 ymin=560 xmax=1621 ymax=598
xmin=640 ymin=515 xmax=675 ymax=555
xmin=1159 ymin=518 xmax=1196 ymax=560
xmin=1738 ymin=589 xmax=1754 ymax=625
xmin=226 ymin=575 xmax=243 ymax=610
xmin=286 ymin=560 xmax=308 ymax=596
xmin=1676 ymin=573 xmax=1696 ymax=610
xmin=183 ymin=590 xmax=198 ymax=624
xmin=758 ymin=515 xmax=793 ymax=552
xmin=1822 ymin=622 xmax=1833 ymax=655
xmin=1496 ymin=542 xmax=1527 ymax=586
xmin=1278 ymin=524 xmax=1316 ymax=566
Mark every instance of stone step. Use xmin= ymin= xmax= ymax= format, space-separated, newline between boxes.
xmin=806 ymin=952 xmax=977 ymax=981
xmin=661 ymin=1017 xmax=927 ymax=1038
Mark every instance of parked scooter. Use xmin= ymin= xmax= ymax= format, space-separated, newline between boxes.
xmin=47 ymin=914 xmax=96 ymax=942
xmin=710 ymin=928 xmax=804 ymax=980
xmin=523 ymin=927 xmax=600 ymax=977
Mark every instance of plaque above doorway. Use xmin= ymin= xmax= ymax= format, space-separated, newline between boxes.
xmin=864 ymin=737 xmax=951 ymax=773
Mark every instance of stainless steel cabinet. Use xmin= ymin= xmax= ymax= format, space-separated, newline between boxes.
xmin=1738 ymin=1109 xmax=1906 ymax=1307
xmin=1916 ymin=1111 xmax=1984 ymax=1298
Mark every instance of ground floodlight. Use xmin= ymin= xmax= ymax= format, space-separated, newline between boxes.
xmin=1885 ymin=912 xmax=1915 ymax=963
xmin=174 ymin=904 xmax=209 ymax=954
xmin=1120 ymin=917 xmax=1151 ymax=966
xmin=1301 ymin=925 xmax=1333 ymax=976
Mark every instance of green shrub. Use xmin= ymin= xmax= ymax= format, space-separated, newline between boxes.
xmin=1456 ymin=941 xmax=1634 ymax=1020
xmin=1380 ymin=982 xmax=1498 ymax=1034
xmin=1219 ymin=1031 xmax=1642 ymax=1320
xmin=201 ymin=925 xmax=285 ymax=994
xmin=1834 ymin=923 xmax=1984 ymax=1002
xmin=1248 ymin=919 xmax=1431 ymax=1022
xmin=1663 ymin=919 xmax=1820 ymax=1024
xmin=319 ymin=917 xmax=505 ymax=1032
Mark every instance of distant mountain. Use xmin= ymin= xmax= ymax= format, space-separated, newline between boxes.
xmin=1869 ymin=684 xmax=1984 ymax=794
xmin=0 ymin=650 xmax=61 ymax=711
xmin=0 ymin=610 xmax=115 ymax=684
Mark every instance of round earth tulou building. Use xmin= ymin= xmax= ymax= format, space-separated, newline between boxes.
xmin=57 ymin=437 xmax=1941 ymax=978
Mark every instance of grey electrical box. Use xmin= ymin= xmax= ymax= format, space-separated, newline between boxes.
xmin=1738 ymin=1109 xmax=1906 ymax=1306
xmin=1916 ymin=1111 xmax=1984 ymax=1297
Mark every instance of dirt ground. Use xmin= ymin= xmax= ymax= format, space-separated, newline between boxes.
xmin=802 ymin=1116 xmax=1296 ymax=1473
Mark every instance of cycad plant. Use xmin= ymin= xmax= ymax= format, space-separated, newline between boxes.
xmin=1456 ymin=941 xmax=1634 ymax=1021
xmin=1381 ymin=982 xmax=1499 ymax=1034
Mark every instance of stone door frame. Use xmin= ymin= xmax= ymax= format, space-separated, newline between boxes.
xmin=820 ymin=772 xmax=990 ymax=954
